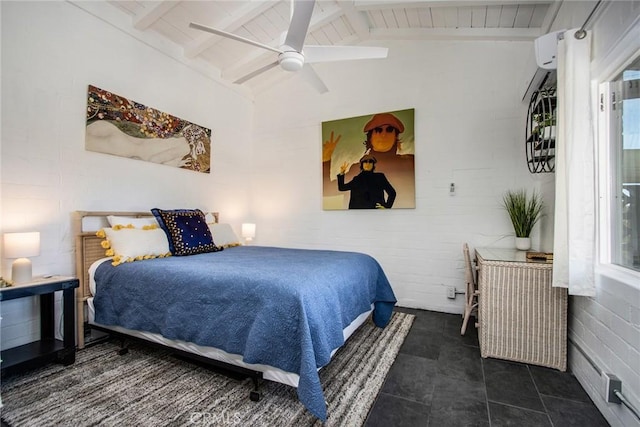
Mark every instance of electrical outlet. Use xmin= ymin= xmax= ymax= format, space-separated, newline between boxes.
xmin=447 ymin=286 xmax=456 ymax=299
xmin=602 ymin=373 xmax=622 ymax=404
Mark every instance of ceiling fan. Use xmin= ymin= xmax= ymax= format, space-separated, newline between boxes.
xmin=189 ymin=0 xmax=388 ymax=93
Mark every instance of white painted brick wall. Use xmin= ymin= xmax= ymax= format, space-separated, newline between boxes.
xmin=570 ymin=278 xmax=640 ymax=427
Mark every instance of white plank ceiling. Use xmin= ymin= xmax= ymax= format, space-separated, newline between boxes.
xmin=71 ymin=0 xmax=562 ymax=94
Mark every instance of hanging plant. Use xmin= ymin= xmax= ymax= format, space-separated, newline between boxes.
xmin=502 ymin=189 xmax=544 ymax=237
xmin=532 ymin=113 xmax=556 ymax=134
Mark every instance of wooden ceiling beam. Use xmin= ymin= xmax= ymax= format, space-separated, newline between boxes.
xmin=354 ymin=0 xmax=552 ymax=10
xmin=370 ymin=26 xmax=541 ymax=41
xmin=184 ymin=2 xmax=275 ymax=59
xmin=132 ymin=1 xmax=181 ymax=30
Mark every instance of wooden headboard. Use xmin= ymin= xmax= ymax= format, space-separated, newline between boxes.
xmin=73 ymin=210 xmax=218 ymax=348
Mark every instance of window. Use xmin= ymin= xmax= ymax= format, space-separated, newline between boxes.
xmin=608 ymin=55 xmax=640 ymax=272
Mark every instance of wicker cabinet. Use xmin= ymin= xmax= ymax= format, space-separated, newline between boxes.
xmin=476 ymin=248 xmax=567 ymax=371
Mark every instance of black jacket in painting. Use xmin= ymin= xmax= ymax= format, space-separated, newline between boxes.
xmin=338 ymin=171 xmax=396 ymax=209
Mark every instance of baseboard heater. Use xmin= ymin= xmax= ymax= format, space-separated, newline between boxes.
xmin=568 ymin=336 xmax=640 ymax=421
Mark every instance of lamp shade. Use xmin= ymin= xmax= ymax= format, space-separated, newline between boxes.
xmin=241 ymin=223 xmax=256 ymax=240
xmin=4 ymin=232 xmax=40 ymax=259
xmin=4 ymin=232 xmax=40 ymax=284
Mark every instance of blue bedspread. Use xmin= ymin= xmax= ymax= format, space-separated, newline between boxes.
xmin=93 ymin=246 xmax=396 ymax=421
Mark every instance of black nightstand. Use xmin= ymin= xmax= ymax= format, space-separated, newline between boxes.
xmin=0 ymin=276 xmax=79 ymax=374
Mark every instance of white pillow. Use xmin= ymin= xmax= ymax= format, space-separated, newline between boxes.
xmin=107 ymin=215 xmax=158 ymax=228
xmin=100 ymin=227 xmax=171 ymax=266
xmin=209 ymin=223 xmax=241 ymax=248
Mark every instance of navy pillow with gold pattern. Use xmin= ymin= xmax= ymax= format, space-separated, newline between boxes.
xmin=151 ymin=208 xmax=221 ymax=256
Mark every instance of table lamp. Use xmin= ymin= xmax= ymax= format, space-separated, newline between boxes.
xmin=241 ymin=223 xmax=256 ymax=244
xmin=3 ymin=232 xmax=40 ymax=283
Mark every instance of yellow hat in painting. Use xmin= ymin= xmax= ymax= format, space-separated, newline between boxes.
xmin=363 ymin=113 xmax=405 ymax=133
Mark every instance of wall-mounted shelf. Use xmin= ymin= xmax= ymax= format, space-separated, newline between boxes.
xmin=525 ymin=88 xmax=556 ymax=173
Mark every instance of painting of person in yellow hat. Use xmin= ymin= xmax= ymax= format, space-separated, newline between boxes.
xmin=322 ymin=109 xmax=415 ymax=210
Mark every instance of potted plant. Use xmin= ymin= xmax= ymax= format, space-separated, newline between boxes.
xmin=502 ymin=189 xmax=544 ymax=250
xmin=532 ymin=112 xmax=557 ymax=145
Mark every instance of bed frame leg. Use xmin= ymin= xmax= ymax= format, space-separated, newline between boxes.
xmin=117 ymin=339 xmax=129 ymax=356
xmin=249 ymin=374 xmax=262 ymax=401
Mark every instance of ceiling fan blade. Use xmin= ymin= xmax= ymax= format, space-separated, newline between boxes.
xmin=189 ymin=22 xmax=282 ymax=54
xmin=304 ymin=45 xmax=388 ymax=63
xmin=283 ymin=0 xmax=315 ymax=52
xmin=299 ymin=64 xmax=328 ymax=94
xmin=234 ymin=61 xmax=280 ymax=84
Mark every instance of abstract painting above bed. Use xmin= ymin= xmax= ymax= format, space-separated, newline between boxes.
xmin=85 ymin=85 xmax=211 ymax=173
xmin=92 ymin=245 xmax=397 ymax=421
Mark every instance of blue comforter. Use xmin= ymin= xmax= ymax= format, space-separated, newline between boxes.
xmin=93 ymin=246 xmax=396 ymax=421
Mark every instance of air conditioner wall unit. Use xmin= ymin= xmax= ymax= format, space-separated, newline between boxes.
xmin=522 ymin=29 xmax=565 ymax=102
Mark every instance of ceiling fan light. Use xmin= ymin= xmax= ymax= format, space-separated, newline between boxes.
xmin=278 ymin=51 xmax=304 ymax=72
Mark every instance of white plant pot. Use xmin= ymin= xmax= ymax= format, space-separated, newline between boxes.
xmin=515 ymin=237 xmax=531 ymax=251
xmin=541 ymin=126 xmax=556 ymax=139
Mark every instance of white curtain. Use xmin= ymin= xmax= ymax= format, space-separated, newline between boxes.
xmin=552 ymin=29 xmax=596 ymax=296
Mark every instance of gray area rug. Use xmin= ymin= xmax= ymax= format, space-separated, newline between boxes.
xmin=1 ymin=312 xmax=413 ymax=426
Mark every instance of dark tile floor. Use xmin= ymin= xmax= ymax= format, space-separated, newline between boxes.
xmin=364 ymin=308 xmax=610 ymax=427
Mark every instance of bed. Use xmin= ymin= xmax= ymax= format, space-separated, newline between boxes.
xmin=73 ymin=210 xmax=397 ymax=421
